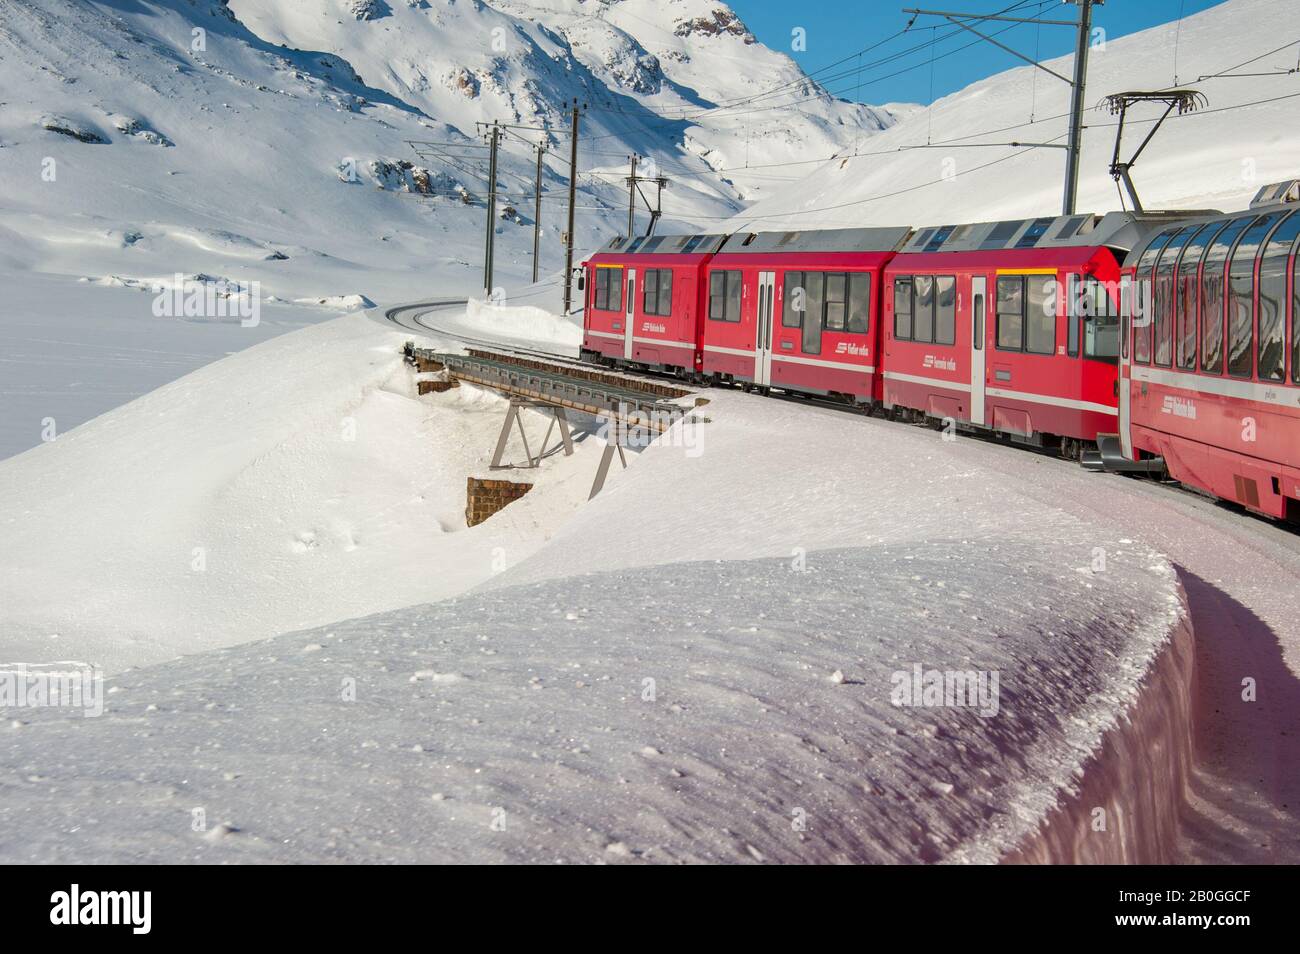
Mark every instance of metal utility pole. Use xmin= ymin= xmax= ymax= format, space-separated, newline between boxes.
xmin=562 ymin=100 xmax=580 ymax=315
xmin=1061 ymin=0 xmax=1096 ymax=215
xmin=624 ymin=164 xmax=670 ymax=238
xmin=532 ymin=143 xmax=545 ymax=283
xmin=626 ymin=154 xmax=638 ymax=237
xmin=903 ymin=1 xmax=1102 ymax=215
xmin=484 ymin=121 xmax=500 ymax=294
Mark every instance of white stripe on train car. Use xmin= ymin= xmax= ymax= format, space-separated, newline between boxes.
xmin=587 ymin=330 xmax=623 ymax=341
xmin=772 ymin=353 xmax=876 ymax=374
xmin=703 ymin=344 xmax=754 ymax=358
xmin=632 ymin=336 xmax=695 ymax=349
xmin=1131 ymin=365 xmax=1300 ymax=410
xmin=883 ymin=370 xmax=972 ymax=393
xmin=984 ymin=387 xmax=1116 ymax=416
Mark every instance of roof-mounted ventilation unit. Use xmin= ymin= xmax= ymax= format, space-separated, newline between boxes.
xmin=1250 ymin=180 xmax=1300 ymax=208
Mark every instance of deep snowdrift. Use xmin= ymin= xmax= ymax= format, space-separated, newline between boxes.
xmin=0 ymin=354 xmax=1185 ymax=861
xmin=0 ymin=312 xmax=602 ymax=673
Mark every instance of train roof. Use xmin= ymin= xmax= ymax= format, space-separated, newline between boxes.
xmin=899 ymin=210 xmax=1199 ymax=256
xmin=1123 ymin=181 xmax=1300 ymax=264
xmin=717 ymin=226 xmax=913 ymax=254
xmin=594 ymin=233 xmax=728 ymax=256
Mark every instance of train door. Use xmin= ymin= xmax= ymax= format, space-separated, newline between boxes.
xmin=1118 ymin=272 xmax=1133 ymax=458
xmin=970 ymin=275 xmax=987 ymax=425
xmin=754 ymin=270 xmax=776 ymax=387
xmin=623 ymin=268 xmax=636 ymax=360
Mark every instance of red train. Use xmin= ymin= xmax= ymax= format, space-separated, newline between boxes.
xmin=1113 ymin=179 xmax=1300 ymax=521
xmin=580 ymin=179 xmax=1300 ymax=521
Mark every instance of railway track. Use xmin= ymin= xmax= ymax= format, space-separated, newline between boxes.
xmin=378 ymin=297 xmax=1297 ymax=531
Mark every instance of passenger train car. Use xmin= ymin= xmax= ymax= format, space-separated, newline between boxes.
xmin=880 ymin=212 xmax=1174 ymax=453
xmin=581 ymin=232 xmax=726 ymax=375
xmin=1115 ymin=180 xmax=1300 ymax=520
xmin=579 ymin=179 xmax=1300 ymax=520
xmin=581 ymin=210 xmax=1173 ymax=451
xmin=699 ymin=227 xmax=910 ymax=404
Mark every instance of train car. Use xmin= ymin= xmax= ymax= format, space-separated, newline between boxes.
xmin=880 ymin=212 xmax=1174 ymax=455
xmin=1114 ymin=180 xmax=1300 ymax=520
xmin=697 ymin=227 xmax=912 ymax=402
xmin=579 ymin=232 xmax=727 ymax=376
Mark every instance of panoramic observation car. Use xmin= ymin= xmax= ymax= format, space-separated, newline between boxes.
xmin=580 ymin=232 xmax=727 ymax=375
xmin=1114 ymin=180 xmax=1300 ymax=519
xmin=881 ymin=211 xmax=1174 ymax=453
xmin=698 ymin=227 xmax=912 ymax=402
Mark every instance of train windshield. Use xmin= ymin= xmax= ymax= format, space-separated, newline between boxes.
xmin=1081 ymin=277 xmax=1120 ymax=363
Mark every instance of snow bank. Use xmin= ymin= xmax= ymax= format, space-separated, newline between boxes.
xmin=0 ymin=312 xmax=599 ymax=673
xmin=0 ymin=388 xmax=1187 ymax=863
xmin=1007 ymin=606 xmax=1197 ymax=863
xmin=460 ymin=298 xmax=584 ymax=353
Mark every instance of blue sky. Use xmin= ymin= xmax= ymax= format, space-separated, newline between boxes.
xmin=733 ymin=0 xmax=1228 ymax=105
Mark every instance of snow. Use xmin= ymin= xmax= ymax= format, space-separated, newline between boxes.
xmin=0 ymin=373 xmax=1185 ymax=863
xmin=459 ymin=296 xmax=584 ymax=352
xmin=0 ymin=312 xmax=603 ymax=673
xmin=2 ymin=0 xmax=1295 ymax=864
xmin=0 ymin=270 xmax=338 ymax=461
xmin=734 ymin=0 xmax=1300 ymax=229
xmin=0 ymin=0 xmax=897 ymax=464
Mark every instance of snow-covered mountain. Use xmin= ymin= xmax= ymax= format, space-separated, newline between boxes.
xmin=0 ymin=0 xmax=897 ymax=312
xmin=228 ymin=0 xmax=896 ymax=200
xmin=733 ymin=0 xmax=1300 ymax=229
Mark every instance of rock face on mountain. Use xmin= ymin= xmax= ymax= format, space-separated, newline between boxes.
xmin=225 ymin=0 xmax=898 ymax=197
xmin=0 ymin=0 xmax=895 ymax=306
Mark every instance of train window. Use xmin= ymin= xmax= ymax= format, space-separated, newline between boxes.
xmin=593 ymin=266 xmax=622 ymax=311
xmin=893 ymin=275 xmax=955 ymax=344
xmin=1259 ymin=212 xmax=1300 ymax=382
xmin=1131 ymin=229 xmax=1177 ymax=366
xmin=894 ymin=277 xmax=913 ymax=340
xmin=1229 ymin=213 xmax=1285 ymax=377
xmin=1067 ymin=275 xmax=1080 ymax=357
xmin=1154 ymin=226 xmax=1196 ymax=368
xmin=1026 ymin=275 xmax=1056 ymax=355
xmin=973 ymin=291 xmax=984 ymax=350
xmin=1201 ymin=216 xmax=1254 ymax=373
xmin=641 ymin=269 xmax=672 ymax=318
xmin=642 ymin=269 xmax=657 ymax=316
xmin=914 ymin=275 xmax=935 ymax=342
xmin=1175 ymin=223 xmax=1220 ymax=370
xmin=996 ymin=276 xmax=1024 ymax=350
xmin=1294 ymin=253 xmax=1300 ymax=384
xmin=708 ymin=270 xmax=741 ymax=322
xmin=935 ymin=276 xmax=956 ymax=345
xmin=1082 ymin=278 xmax=1119 ymax=363
xmin=848 ymin=273 xmax=871 ymax=334
xmin=824 ymin=272 xmax=848 ymax=332
xmin=803 ymin=271 xmax=824 ymax=354
xmin=783 ymin=271 xmax=804 ymax=328
xmin=1137 ymin=227 xmax=1178 ymax=273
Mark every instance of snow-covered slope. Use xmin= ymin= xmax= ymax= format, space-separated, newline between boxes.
xmin=734 ymin=0 xmax=1299 ymax=229
xmin=0 ymin=0 xmax=895 ymax=310
xmin=0 ymin=0 xmax=899 ymax=459
xmin=0 ymin=365 xmax=1186 ymax=863
xmin=227 ymin=0 xmax=896 ymax=203
xmin=0 ymin=312 xmax=604 ymax=673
